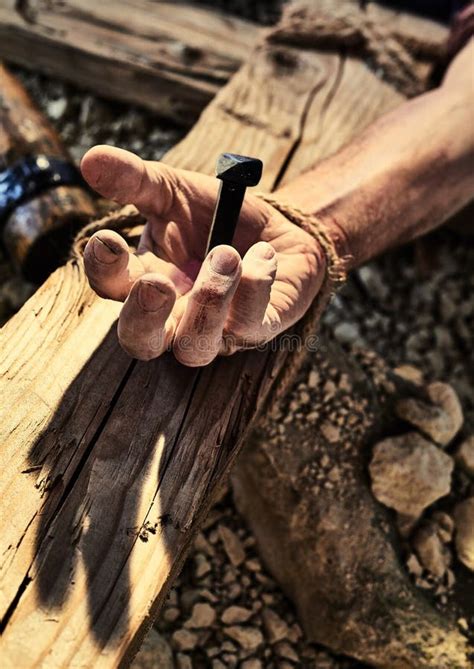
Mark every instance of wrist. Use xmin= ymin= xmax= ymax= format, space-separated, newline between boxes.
xmin=257 ymin=191 xmax=349 ymax=285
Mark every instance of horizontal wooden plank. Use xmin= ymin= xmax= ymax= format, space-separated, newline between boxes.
xmin=0 ymin=0 xmax=259 ymax=124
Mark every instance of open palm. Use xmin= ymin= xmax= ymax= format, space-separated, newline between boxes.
xmin=81 ymin=146 xmax=325 ymax=366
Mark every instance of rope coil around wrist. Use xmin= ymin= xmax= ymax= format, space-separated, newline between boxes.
xmin=255 ymin=192 xmax=348 ymax=288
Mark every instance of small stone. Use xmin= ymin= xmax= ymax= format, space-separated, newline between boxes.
xmin=218 ymin=525 xmax=246 ymax=566
xmin=320 ymin=421 xmax=341 ymax=443
xmin=224 ymin=626 xmax=263 ymax=651
xmin=431 ymin=511 xmax=454 ymax=543
xmin=222 ymin=606 xmax=253 ymax=624
xmin=199 ymin=588 xmax=218 ymax=603
xmin=394 ymin=364 xmax=424 ymax=386
xmin=455 ymin=436 xmax=474 ymax=477
xmin=227 ymin=583 xmax=242 ymax=600
xmin=47 ymin=97 xmax=68 ymax=120
xmin=300 ymin=391 xmax=310 ymax=404
xmin=454 ymin=497 xmax=474 ymax=571
xmin=184 ymin=602 xmax=216 ymax=629
xmin=245 ymin=558 xmax=261 ymax=572
xmin=334 ymin=321 xmax=361 ymax=345
xmin=275 ymin=641 xmax=299 ymax=662
xmin=212 ymin=661 xmax=226 ymax=669
xmin=457 ymin=618 xmax=469 ymax=632
xmin=395 ymin=382 xmax=463 ymax=447
xmin=328 ymin=466 xmax=341 ymax=482
xmin=308 ymin=370 xmax=319 ymax=388
xmin=194 ymin=532 xmax=215 ymax=556
xmin=357 ymin=265 xmax=389 ymax=301
xmin=412 ymin=523 xmax=451 ymax=578
xmin=369 ymin=432 xmax=454 ymax=518
xmin=171 ymin=629 xmax=198 ymax=651
xmin=194 ymin=554 xmax=211 ymax=578
xmin=131 ymin=629 xmax=173 ymax=669
xmin=163 ymin=606 xmax=180 ymax=623
xmin=241 ymin=660 xmax=263 ymax=669
xmin=262 ymin=608 xmax=289 ymax=643
xmin=176 ymin=654 xmax=192 ymax=669
xmin=406 ymin=553 xmax=423 ymax=577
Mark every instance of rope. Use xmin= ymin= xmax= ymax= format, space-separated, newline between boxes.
xmin=255 ymin=192 xmax=348 ymax=285
xmin=71 ymin=204 xmax=145 ymax=260
xmin=266 ymin=0 xmax=449 ymax=97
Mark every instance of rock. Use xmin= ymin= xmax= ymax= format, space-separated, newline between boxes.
xmin=241 ymin=660 xmax=262 ymax=669
xmin=194 ymin=553 xmax=212 ymax=578
xmin=131 ymin=629 xmax=173 ymax=669
xmin=308 ymin=370 xmax=319 ymax=388
xmin=47 ymin=97 xmax=68 ymax=120
xmin=275 ymin=641 xmax=300 ymax=662
xmin=406 ymin=553 xmax=423 ymax=577
xmin=163 ymin=606 xmax=180 ymax=623
xmin=176 ymin=654 xmax=193 ymax=669
xmin=454 ymin=498 xmax=474 ymax=571
xmin=221 ymin=606 xmax=253 ymax=624
xmin=431 ymin=511 xmax=454 ymax=543
xmin=184 ymin=602 xmax=216 ymax=629
xmin=455 ymin=436 xmax=474 ymax=477
xmin=212 ymin=661 xmax=227 ymax=669
xmin=320 ymin=421 xmax=341 ymax=443
xmin=357 ymin=265 xmax=389 ymax=301
xmin=218 ymin=524 xmax=246 ymax=566
xmin=369 ymin=432 xmax=453 ymax=517
xmin=171 ymin=629 xmax=198 ymax=651
xmin=333 ymin=321 xmax=361 ymax=345
xmin=261 ymin=608 xmax=289 ymax=643
xmin=395 ymin=382 xmax=463 ymax=447
xmin=412 ymin=523 xmax=451 ymax=578
xmin=224 ymin=626 xmax=264 ymax=651
xmin=394 ymin=365 xmax=424 ymax=386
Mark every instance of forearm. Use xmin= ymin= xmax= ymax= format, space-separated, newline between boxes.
xmin=274 ymin=41 xmax=474 ymax=269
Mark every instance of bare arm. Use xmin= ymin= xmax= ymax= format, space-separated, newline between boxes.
xmin=275 ymin=40 xmax=474 ymax=269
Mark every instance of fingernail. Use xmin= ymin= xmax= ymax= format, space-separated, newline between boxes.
xmin=138 ymin=282 xmax=167 ymax=312
xmin=92 ymin=236 xmax=121 ymax=264
xmin=209 ymin=249 xmax=240 ymax=275
xmin=254 ymin=242 xmax=275 ymax=260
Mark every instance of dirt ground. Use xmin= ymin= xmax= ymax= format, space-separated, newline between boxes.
xmin=1 ymin=1 xmax=472 ymax=667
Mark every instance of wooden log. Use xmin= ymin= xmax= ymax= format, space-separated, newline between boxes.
xmin=0 ymin=64 xmax=96 ymax=282
xmin=0 ymin=0 xmax=259 ymax=126
xmin=1 ymin=2 xmax=464 ymax=668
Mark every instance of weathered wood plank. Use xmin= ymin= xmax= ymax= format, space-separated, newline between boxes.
xmin=0 ymin=0 xmax=259 ymax=125
xmin=1 ymin=40 xmax=342 ymax=667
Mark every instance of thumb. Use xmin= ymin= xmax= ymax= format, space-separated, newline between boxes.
xmin=80 ymin=145 xmax=177 ymax=216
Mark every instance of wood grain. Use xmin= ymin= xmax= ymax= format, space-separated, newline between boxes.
xmin=0 ymin=0 xmax=259 ymax=125
xmin=0 ymin=64 xmax=96 ymax=280
xmin=0 ymin=4 xmax=449 ymax=668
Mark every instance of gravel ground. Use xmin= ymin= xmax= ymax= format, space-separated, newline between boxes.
xmin=1 ymin=0 xmax=472 ymax=667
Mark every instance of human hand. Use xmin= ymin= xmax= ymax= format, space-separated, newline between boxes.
xmin=81 ymin=146 xmax=326 ymax=366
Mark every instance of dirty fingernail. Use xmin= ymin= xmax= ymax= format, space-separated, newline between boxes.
xmin=209 ymin=248 xmax=240 ymax=275
xmin=137 ymin=282 xmax=168 ymax=312
xmin=92 ymin=235 xmax=122 ymax=264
